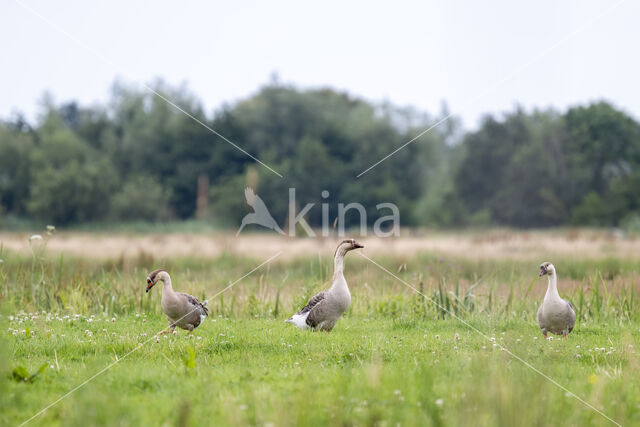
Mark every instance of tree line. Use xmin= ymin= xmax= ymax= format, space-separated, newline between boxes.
xmin=1 ymin=80 xmax=639 ymax=230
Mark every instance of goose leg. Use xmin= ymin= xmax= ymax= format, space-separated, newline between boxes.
xmin=159 ymin=319 xmax=176 ymax=335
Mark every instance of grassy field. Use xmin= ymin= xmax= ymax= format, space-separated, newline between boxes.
xmin=1 ymin=231 xmax=640 ymax=426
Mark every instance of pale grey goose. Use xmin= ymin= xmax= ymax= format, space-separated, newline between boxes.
xmin=146 ymin=269 xmax=208 ymax=334
xmin=537 ymin=262 xmax=576 ymax=338
xmin=286 ymin=239 xmax=363 ymax=331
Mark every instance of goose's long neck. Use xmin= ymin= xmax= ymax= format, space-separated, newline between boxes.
xmin=159 ymin=272 xmax=175 ymax=298
xmin=544 ymin=273 xmax=560 ymax=301
xmin=332 ymin=245 xmax=348 ymax=284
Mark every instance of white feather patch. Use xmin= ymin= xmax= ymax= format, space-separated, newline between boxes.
xmin=285 ymin=312 xmax=310 ymax=329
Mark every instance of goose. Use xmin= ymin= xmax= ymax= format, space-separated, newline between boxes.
xmin=286 ymin=239 xmax=363 ymax=331
xmin=537 ymin=262 xmax=576 ymax=338
xmin=145 ymin=269 xmax=208 ymax=334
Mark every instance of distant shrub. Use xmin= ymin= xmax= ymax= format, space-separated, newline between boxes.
xmin=109 ymin=176 xmax=172 ymax=221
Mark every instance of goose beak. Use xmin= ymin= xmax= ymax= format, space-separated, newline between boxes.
xmin=354 ymin=242 xmax=364 ymax=249
xmin=146 ymin=279 xmax=154 ymax=293
xmin=539 ymin=267 xmax=546 ymax=277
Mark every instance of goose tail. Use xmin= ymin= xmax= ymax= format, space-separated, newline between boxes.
xmin=285 ymin=312 xmax=311 ymax=329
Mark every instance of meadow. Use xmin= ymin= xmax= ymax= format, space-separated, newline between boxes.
xmin=1 ymin=230 xmax=639 ymax=426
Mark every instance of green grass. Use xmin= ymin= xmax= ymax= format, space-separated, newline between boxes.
xmin=2 ymin=315 xmax=639 ymax=426
xmin=1 ymin=249 xmax=640 ymax=426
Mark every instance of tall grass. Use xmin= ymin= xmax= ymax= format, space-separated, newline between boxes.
xmin=1 ymin=246 xmax=638 ymax=325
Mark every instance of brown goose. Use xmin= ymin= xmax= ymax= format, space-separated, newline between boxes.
xmin=146 ymin=269 xmax=208 ymax=334
xmin=537 ymin=262 xmax=576 ymax=338
xmin=286 ymin=239 xmax=363 ymax=331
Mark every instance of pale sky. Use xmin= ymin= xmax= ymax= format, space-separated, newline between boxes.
xmin=2 ymin=0 xmax=639 ymax=129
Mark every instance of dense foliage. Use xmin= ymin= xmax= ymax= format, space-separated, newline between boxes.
xmin=1 ymin=80 xmax=639 ymax=229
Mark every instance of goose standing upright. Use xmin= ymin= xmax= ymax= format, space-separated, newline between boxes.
xmin=286 ymin=239 xmax=363 ymax=331
xmin=146 ymin=269 xmax=208 ymax=334
xmin=537 ymin=262 xmax=575 ymax=338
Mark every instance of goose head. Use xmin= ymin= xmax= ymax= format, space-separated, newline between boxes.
xmin=336 ymin=238 xmax=364 ymax=255
xmin=539 ymin=262 xmax=555 ymax=277
xmin=146 ymin=269 xmax=167 ymax=293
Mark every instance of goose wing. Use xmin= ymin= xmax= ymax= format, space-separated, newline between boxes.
xmin=297 ymin=291 xmax=326 ymax=315
xmin=565 ymin=299 xmax=576 ymax=332
xmin=301 ymin=291 xmax=329 ymax=328
xmin=179 ymin=293 xmax=209 ymax=316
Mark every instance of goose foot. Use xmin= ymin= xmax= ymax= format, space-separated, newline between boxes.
xmin=159 ymin=326 xmax=176 ymax=335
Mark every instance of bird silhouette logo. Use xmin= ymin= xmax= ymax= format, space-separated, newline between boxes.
xmin=236 ymin=187 xmax=285 ymax=236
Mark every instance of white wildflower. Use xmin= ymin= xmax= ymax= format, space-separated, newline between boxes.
xmin=435 ymin=398 xmax=444 ymax=407
xmin=29 ymin=234 xmax=43 ymax=241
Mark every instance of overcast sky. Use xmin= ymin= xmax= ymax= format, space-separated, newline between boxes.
xmin=2 ymin=0 xmax=638 ymax=129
